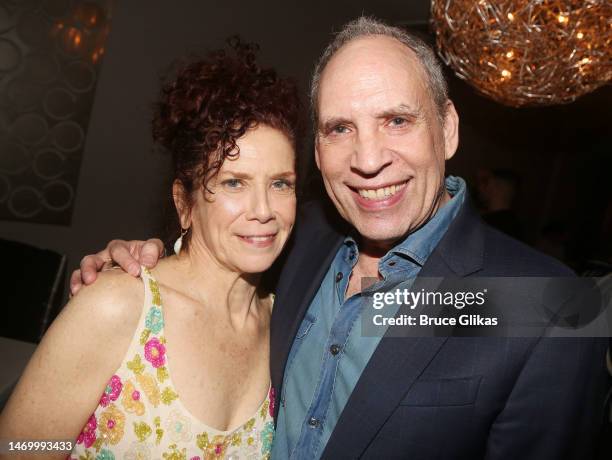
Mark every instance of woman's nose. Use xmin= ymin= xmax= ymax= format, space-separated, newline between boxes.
xmin=247 ymin=186 xmax=274 ymax=223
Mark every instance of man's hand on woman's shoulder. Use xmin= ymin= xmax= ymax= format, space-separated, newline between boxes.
xmin=70 ymin=238 xmax=165 ymax=296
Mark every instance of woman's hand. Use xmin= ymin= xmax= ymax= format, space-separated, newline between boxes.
xmin=70 ymin=238 xmax=165 ymax=295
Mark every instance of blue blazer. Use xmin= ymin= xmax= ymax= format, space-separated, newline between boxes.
xmin=269 ymin=197 xmax=608 ymax=459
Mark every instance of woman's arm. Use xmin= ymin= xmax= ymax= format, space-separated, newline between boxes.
xmin=0 ymin=270 xmax=143 ymax=459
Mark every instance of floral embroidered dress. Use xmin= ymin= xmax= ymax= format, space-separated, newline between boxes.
xmin=70 ymin=267 xmax=275 ymax=460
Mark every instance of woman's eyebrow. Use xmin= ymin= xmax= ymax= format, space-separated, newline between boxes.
xmin=219 ymin=170 xmax=252 ymax=179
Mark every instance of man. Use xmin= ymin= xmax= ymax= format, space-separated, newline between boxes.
xmin=74 ymin=17 xmax=607 ymax=459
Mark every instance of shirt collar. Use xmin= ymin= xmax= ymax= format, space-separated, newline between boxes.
xmin=342 ymin=175 xmax=466 ymax=267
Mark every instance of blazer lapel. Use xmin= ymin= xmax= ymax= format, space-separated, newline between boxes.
xmin=321 ymin=336 xmax=449 ymax=459
xmin=320 ymin=251 xmax=452 ymax=459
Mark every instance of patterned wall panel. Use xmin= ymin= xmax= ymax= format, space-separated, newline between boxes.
xmin=0 ymin=0 xmax=112 ymax=224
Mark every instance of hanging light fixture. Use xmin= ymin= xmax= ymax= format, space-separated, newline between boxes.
xmin=431 ymin=0 xmax=612 ymax=107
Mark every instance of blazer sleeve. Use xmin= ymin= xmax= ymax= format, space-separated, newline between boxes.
xmin=484 ymin=337 xmax=608 ymax=460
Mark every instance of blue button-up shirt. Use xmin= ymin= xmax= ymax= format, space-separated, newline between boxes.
xmin=272 ymin=176 xmax=466 ymax=459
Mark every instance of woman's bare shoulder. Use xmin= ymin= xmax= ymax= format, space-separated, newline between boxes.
xmin=0 ymin=270 xmax=146 ymax=441
xmin=43 ymin=267 xmax=146 ymax=371
xmin=67 ymin=267 xmax=145 ymax=327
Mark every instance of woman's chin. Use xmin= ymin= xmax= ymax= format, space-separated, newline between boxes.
xmin=233 ymin=257 xmax=276 ymax=275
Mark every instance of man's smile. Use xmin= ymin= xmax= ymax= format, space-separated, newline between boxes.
xmin=347 ymin=179 xmax=411 ymax=210
xmin=350 ymin=179 xmax=409 ymax=200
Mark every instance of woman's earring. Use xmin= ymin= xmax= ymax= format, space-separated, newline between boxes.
xmin=174 ymin=228 xmax=188 ymax=255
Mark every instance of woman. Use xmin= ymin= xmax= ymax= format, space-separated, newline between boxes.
xmin=0 ymin=39 xmax=299 ymax=459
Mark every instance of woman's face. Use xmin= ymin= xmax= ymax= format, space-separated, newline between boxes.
xmin=178 ymin=125 xmax=296 ymax=274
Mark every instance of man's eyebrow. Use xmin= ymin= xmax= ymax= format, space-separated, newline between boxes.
xmin=271 ymin=171 xmax=297 ymax=179
xmin=318 ymin=117 xmax=351 ymax=133
xmin=318 ymin=104 xmax=423 ymax=133
xmin=375 ymin=104 xmax=422 ymax=119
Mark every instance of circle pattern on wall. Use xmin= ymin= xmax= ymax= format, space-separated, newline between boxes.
xmin=0 ymin=0 xmax=112 ymax=225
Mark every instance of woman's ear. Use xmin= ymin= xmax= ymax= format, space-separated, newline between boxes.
xmin=172 ymin=180 xmax=191 ymax=229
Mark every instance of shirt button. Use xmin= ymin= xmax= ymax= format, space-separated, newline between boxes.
xmin=335 ymin=272 xmax=343 ymax=282
xmin=308 ymin=417 xmax=320 ymax=428
xmin=330 ymin=344 xmax=341 ymax=355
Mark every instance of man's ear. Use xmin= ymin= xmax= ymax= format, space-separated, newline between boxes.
xmin=172 ymin=180 xmax=191 ymax=229
xmin=442 ymin=101 xmax=459 ymax=161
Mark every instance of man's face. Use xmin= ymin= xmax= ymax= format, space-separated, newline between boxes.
xmin=315 ymin=36 xmax=459 ymax=248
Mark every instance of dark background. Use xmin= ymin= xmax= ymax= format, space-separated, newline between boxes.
xmin=0 ymin=0 xmax=610 ymax=301
xmin=0 ymin=2 xmax=609 ymax=454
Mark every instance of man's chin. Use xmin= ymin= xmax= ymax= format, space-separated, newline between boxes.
xmin=354 ymin=224 xmax=409 ymax=249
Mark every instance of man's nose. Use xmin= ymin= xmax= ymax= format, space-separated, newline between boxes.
xmin=350 ymin=130 xmax=392 ymax=176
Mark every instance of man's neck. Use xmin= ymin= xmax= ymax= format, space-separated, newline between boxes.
xmin=345 ymin=187 xmax=453 ymax=298
xmin=356 ymin=240 xmax=390 ymax=277
xmin=345 ymin=241 xmax=388 ymax=299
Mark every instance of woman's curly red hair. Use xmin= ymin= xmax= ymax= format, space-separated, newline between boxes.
xmin=152 ymin=37 xmax=300 ymax=197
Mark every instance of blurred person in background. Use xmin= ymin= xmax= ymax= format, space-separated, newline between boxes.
xmin=477 ymin=168 xmax=524 ymax=241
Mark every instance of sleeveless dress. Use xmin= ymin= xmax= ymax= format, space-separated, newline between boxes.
xmin=70 ymin=267 xmax=275 ymax=460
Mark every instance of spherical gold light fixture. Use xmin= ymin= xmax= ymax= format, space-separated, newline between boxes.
xmin=431 ymin=0 xmax=612 ymax=107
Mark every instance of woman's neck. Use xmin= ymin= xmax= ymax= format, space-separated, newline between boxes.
xmin=157 ymin=242 xmax=265 ymax=329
